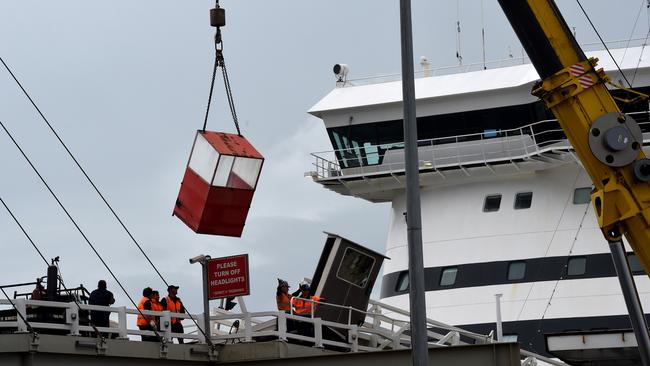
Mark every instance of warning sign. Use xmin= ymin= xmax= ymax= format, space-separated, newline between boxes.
xmin=207 ymin=254 xmax=250 ymax=300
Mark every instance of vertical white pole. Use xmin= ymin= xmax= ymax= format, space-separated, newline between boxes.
xmin=495 ymin=293 xmax=503 ymax=342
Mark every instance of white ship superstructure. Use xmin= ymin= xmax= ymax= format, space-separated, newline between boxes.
xmin=308 ymin=46 xmax=650 ymax=357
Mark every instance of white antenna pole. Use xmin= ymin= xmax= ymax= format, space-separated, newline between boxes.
xmin=481 ymin=0 xmax=487 ymax=70
xmin=456 ymin=0 xmax=463 ymax=65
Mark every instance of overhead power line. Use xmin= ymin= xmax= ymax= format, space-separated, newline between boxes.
xmin=0 ymin=56 xmax=213 ymax=344
xmin=0 ymin=119 xmax=165 ymax=342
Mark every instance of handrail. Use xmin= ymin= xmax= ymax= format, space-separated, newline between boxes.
xmin=0 ymin=297 xmax=566 ymax=364
xmin=340 ymin=38 xmax=649 ymax=87
xmin=309 ymin=112 xmax=650 ymax=180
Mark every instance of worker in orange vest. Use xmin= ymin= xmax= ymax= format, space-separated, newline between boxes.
xmin=276 ymin=279 xmax=296 ymax=312
xmin=150 ymin=290 xmax=164 ymax=330
xmin=136 ymin=287 xmax=157 ymax=342
xmin=291 ymin=284 xmax=320 ymax=316
xmin=160 ymin=285 xmax=185 ymax=344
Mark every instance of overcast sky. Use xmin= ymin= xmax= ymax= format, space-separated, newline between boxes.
xmin=0 ymin=0 xmax=647 ymax=320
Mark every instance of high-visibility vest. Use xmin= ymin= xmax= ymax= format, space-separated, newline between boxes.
xmin=136 ymin=297 xmax=150 ymax=326
xmin=292 ymin=297 xmax=313 ymax=315
xmin=165 ymin=296 xmax=183 ymax=324
xmin=151 ymin=300 xmax=164 ymax=312
xmin=276 ymin=293 xmax=291 ymax=311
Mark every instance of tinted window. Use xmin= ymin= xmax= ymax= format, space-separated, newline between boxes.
xmin=439 ymin=268 xmax=458 ymax=286
xmin=395 ymin=271 xmax=409 ymax=292
xmin=503 ymin=334 xmax=518 ymax=343
xmin=484 ymin=195 xmax=502 ymax=212
xmin=573 ymin=187 xmax=592 ymax=204
xmin=514 ymin=192 xmax=533 ymax=209
xmin=628 ymin=254 xmax=644 ymax=273
xmin=567 ymin=257 xmax=587 ymax=276
xmin=337 ymin=248 xmax=376 ymax=288
xmin=507 ymin=261 xmax=526 ymax=280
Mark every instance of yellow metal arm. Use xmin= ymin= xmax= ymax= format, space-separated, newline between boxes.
xmin=499 ymin=0 xmax=650 ymax=273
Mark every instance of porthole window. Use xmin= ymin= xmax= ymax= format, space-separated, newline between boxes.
xmin=507 ymin=261 xmax=526 ymax=281
xmin=514 ymin=192 xmax=533 ymax=209
xmin=573 ymin=187 xmax=592 ymax=205
xmin=483 ymin=194 xmax=502 ymax=212
xmin=439 ymin=267 xmax=458 ymax=286
xmin=395 ymin=271 xmax=409 ymax=292
xmin=567 ymin=257 xmax=587 ymax=276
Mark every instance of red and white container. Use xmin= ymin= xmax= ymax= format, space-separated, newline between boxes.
xmin=173 ymin=131 xmax=264 ymax=237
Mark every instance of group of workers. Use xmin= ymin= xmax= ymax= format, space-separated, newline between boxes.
xmin=275 ymin=279 xmax=321 ymax=315
xmin=85 ymin=281 xmax=186 ymax=342
xmin=136 ymin=285 xmax=186 ymax=343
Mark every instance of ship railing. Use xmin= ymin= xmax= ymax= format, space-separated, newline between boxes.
xmin=341 ymin=38 xmax=649 ymax=87
xmin=0 ymin=298 xmax=202 ymax=343
xmin=310 ymin=111 xmax=650 ymax=180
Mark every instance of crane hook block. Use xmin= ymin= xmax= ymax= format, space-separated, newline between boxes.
xmin=173 ymin=131 xmax=264 ymax=237
xmin=210 ymin=7 xmax=226 ymax=28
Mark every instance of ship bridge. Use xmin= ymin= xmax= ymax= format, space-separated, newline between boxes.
xmin=307 ymin=46 xmax=650 ymax=202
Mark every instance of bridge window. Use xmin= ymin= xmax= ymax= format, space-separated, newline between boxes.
xmin=337 ymin=247 xmax=376 ymax=288
xmin=514 ymin=192 xmax=533 ymax=209
xmin=567 ymin=257 xmax=587 ymax=276
xmin=483 ymin=194 xmax=502 ymax=212
xmin=507 ymin=261 xmax=526 ymax=281
xmin=573 ymin=187 xmax=592 ymax=204
xmin=439 ymin=267 xmax=458 ymax=286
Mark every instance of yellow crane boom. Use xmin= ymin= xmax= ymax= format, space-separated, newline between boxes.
xmin=498 ymin=0 xmax=650 ymax=272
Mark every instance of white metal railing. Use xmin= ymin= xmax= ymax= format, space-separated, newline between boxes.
xmin=309 ymin=112 xmax=650 ymax=180
xmin=341 ymin=38 xmax=649 ymax=87
xmin=0 ymin=297 xmax=566 ymax=364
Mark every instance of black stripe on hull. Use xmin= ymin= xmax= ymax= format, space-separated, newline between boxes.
xmin=381 ymin=252 xmax=645 ymax=298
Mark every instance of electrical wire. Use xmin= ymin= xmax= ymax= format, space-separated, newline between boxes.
xmin=619 ymin=0 xmax=646 ymax=68
xmin=0 ymin=285 xmax=35 ymax=334
xmin=575 ymin=0 xmax=633 ymax=88
xmin=631 ymin=3 xmax=650 ymax=85
xmin=0 ymin=57 xmax=214 ymax=345
xmin=0 ymin=120 xmax=165 ymax=342
xmin=0 ymin=56 xmax=170 ymax=292
xmin=0 ymin=195 xmax=104 ymax=338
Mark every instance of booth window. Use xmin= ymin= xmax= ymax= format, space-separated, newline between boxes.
xmin=337 ymin=248 xmax=376 ymax=288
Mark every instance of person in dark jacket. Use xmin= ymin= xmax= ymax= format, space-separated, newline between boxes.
xmin=89 ymin=280 xmax=115 ymax=337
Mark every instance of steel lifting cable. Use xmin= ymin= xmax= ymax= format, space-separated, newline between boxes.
xmin=0 ymin=58 xmax=214 ymax=345
xmin=202 ymin=1 xmax=241 ymax=135
xmin=0 ymin=120 xmax=166 ymax=343
xmin=0 ymin=196 xmax=105 ymax=339
xmin=575 ymin=0 xmax=633 ymax=88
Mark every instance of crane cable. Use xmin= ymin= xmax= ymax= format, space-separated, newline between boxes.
xmin=0 ymin=57 xmax=214 ymax=344
xmin=575 ymin=0 xmax=633 ymax=88
xmin=202 ymin=0 xmax=241 ymax=135
xmin=0 ymin=120 xmax=166 ymax=343
xmin=631 ymin=1 xmax=650 ymax=85
xmin=1 ymin=196 xmax=105 ymax=339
